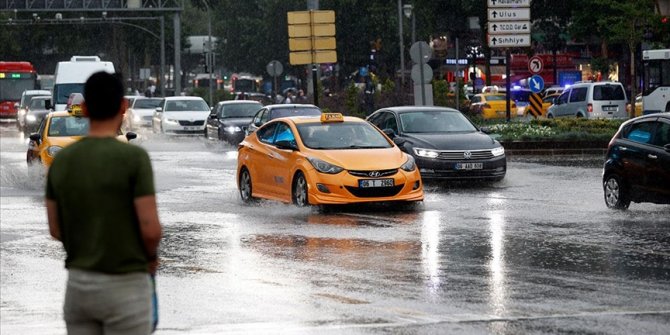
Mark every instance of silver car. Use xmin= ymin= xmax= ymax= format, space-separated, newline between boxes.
xmin=547 ymin=81 xmax=628 ymax=119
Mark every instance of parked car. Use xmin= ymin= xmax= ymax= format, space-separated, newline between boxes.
xmin=152 ymin=96 xmax=210 ymax=135
xmin=16 ymin=90 xmax=51 ymax=132
xmin=468 ymin=93 xmax=517 ymax=120
xmin=23 ymin=96 xmax=53 ymax=137
xmin=603 ymin=112 xmax=670 ymax=209
xmin=246 ymin=104 xmax=321 ymax=134
xmin=124 ymin=97 xmax=163 ymax=130
xmin=367 ymin=106 xmax=506 ymax=181
xmin=542 ymin=94 xmax=560 ymax=117
xmin=206 ymin=100 xmax=262 ymax=144
xmin=547 ymin=81 xmax=627 ymax=119
xmin=237 ymin=113 xmax=423 ymax=206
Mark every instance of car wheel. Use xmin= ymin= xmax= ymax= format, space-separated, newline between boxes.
xmin=547 ymin=113 xmax=554 ymax=119
xmin=218 ymin=129 xmax=225 ymax=141
xmin=292 ymin=172 xmax=309 ymax=207
xmin=26 ymin=151 xmax=34 ymax=166
xmin=604 ymin=174 xmax=631 ymax=210
xmin=238 ymin=168 xmax=254 ymax=203
xmin=665 ymin=103 xmax=669 ymax=113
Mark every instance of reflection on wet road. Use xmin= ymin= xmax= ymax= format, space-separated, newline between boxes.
xmin=1 ymin=123 xmax=669 ymax=334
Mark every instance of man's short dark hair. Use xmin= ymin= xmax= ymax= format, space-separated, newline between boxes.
xmin=84 ymin=72 xmax=124 ymax=121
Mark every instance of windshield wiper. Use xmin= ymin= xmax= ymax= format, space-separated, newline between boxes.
xmin=345 ymin=145 xmax=385 ymax=149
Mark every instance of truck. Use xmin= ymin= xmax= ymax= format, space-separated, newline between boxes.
xmin=53 ymin=56 xmax=115 ymax=111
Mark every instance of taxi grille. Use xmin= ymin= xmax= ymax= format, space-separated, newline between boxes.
xmin=437 ymin=150 xmax=494 ymax=160
xmin=345 ymin=185 xmax=403 ymax=198
xmin=348 ymin=169 xmax=398 ymax=178
xmin=178 ymin=120 xmax=205 ymax=126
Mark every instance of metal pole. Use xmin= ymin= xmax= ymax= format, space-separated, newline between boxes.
xmin=160 ymin=15 xmax=166 ymax=97
xmin=312 ymin=65 xmax=319 ymax=106
xmin=206 ymin=1 xmax=213 ymax=107
xmin=174 ymin=13 xmax=181 ymax=96
xmin=419 ymin=42 xmax=426 ymax=106
xmin=455 ymin=36 xmax=459 ymax=111
xmin=411 ymin=11 xmax=416 ymax=45
xmin=398 ymin=0 xmax=405 ymax=88
xmin=505 ymin=49 xmax=511 ymax=122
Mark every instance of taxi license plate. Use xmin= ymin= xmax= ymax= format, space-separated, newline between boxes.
xmin=359 ymin=179 xmax=394 ymax=188
xmin=456 ymin=162 xmax=483 ymax=170
xmin=184 ymin=126 xmax=198 ymax=130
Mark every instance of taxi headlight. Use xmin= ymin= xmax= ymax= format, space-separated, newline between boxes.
xmin=307 ymin=157 xmax=343 ymax=174
xmin=26 ymin=114 xmax=37 ymax=123
xmin=400 ymin=154 xmax=416 ymax=172
xmin=413 ymin=147 xmax=439 ymax=159
xmin=491 ymin=146 xmax=505 ymax=157
xmin=47 ymin=146 xmax=62 ymax=157
xmin=225 ymin=126 xmax=242 ymax=133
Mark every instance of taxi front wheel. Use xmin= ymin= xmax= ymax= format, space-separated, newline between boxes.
xmin=239 ymin=168 xmax=255 ymax=203
xmin=292 ymin=172 xmax=309 ymax=207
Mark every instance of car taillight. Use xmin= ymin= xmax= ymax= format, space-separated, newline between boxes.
xmin=587 ymin=103 xmax=593 ymax=113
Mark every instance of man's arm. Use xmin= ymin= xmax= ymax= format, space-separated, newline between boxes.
xmin=134 ymin=195 xmax=162 ymax=274
xmin=46 ymin=199 xmax=61 ymax=241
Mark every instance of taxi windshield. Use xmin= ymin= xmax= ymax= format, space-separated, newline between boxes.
xmin=297 ymin=122 xmax=392 ymax=150
xmin=48 ymin=116 xmax=90 ymax=137
xmin=485 ymin=95 xmax=506 ymax=101
xmin=400 ymin=111 xmax=477 ymax=133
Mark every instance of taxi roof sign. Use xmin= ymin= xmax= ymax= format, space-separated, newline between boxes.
xmin=320 ymin=113 xmax=344 ymax=122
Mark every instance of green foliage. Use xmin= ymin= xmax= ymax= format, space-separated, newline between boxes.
xmin=344 ymin=82 xmax=362 ymax=117
xmin=481 ymin=118 xmax=625 ymax=142
xmin=433 ymin=80 xmax=449 ymax=107
xmin=191 ymin=88 xmax=233 ymax=105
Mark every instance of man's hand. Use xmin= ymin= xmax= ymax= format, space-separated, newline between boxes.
xmin=134 ymin=195 xmax=162 ymax=272
xmin=148 ymin=258 xmax=159 ymax=275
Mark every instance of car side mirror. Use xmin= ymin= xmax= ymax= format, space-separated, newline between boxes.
xmin=275 ymin=140 xmax=298 ymax=151
xmin=29 ymin=133 xmax=41 ymax=142
xmin=126 ymin=132 xmax=137 ymax=141
xmin=45 ymin=100 xmax=52 ymax=110
xmin=155 ymin=107 xmax=163 ymax=113
xmin=480 ymin=126 xmax=491 ymax=134
xmin=254 ymin=120 xmax=262 ymax=127
xmin=393 ymin=137 xmax=406 ymax=145
xmin=209 ymin=113 xmax=218 ymax=119
xmin=383 ymin=128 xmax=396 ymax=139
xmin=665 ymin=144 xmax=670 ymax=153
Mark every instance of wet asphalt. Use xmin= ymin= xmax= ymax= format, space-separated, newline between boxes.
xmin=1 ymin=122 xmax=669 ymax=334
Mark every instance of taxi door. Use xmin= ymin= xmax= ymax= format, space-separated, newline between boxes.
xmin=250 ymin=122 xmax=279 ymax=196
xmin=264 ymin=121 xmax=297 ymax=200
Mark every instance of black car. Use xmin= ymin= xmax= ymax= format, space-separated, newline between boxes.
xmin=367 ymin=106 xmax=506 ymax=181
xmin=246 ymin=104 xmax=322 ymax=134
xmin=206 ymin=100 xmax=262 ymax=144
xmin=603 ymin=113 xmax=670 ymax=209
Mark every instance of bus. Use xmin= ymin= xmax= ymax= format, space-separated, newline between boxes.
xmin=0 ymin=61 xmax=38 ymax=118
xmin=641 ymin=49 xmax=670 ymax=114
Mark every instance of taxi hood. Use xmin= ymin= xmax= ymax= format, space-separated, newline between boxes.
xmin=311 ymin=147 xmax=408 ymax=170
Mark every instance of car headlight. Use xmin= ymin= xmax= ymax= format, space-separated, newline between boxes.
xmin=413 ymin=147 xmax=439 ymax=159
xmin=165 ymin=118 xmax=178 ymax=124
xmin=224 ymin=126 xmax=242 ymax=133
xmin=400 ymin=154 xmax=416 ymax=172
xmin=307 ymin=157 xmax=343 ymax=174
xmin=26 ymin=114 xmax=37 ymax=123
xmin=133 ymin=114 xmax=141 ymax=122
xmin=491 ymin=146 xmax=505 ymax=157
xmin=47 ymin=146 xmax=62 ymax=157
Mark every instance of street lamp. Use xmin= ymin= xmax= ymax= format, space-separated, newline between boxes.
xmin=403 ymin=3 xmax=415 ymax=45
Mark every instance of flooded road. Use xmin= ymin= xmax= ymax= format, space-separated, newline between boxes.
xmin=1 ymin=122 xmax=669 ymax=334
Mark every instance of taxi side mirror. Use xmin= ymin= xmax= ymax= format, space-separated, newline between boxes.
xmin=29 ymin=133 xmax=41 ymax=142
xmin=125 ymin=132 xmax=137 ymax=141
xmin=275 ymin=140 xmax=298 ymax=151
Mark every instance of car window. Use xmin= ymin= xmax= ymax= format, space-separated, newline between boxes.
xmin=219 ymin=103 xmax=262 ymax=118
xmin=485 ymin=95 xmax=506 ymax=101
xmin=257 ymin=122 xmax=277 ymax=144
xmin=273 ymin=122 xmax=296 ymax=144
xmin=624 ymin=121 xmax=655 ymax=144
xmin=569 ymin=87 xmax=588 ymax=102
xmin=48 ymin=116 xmax=90 ymax=137
xmin=471 ymin=96 xmax=480 ymax=103
xmin=651 ymin=121 xmax=670 ymax=147
xmin=593 ymin=84 xmax=625 ymax=101
xmin=259 ymin=109 xmax=269 ymax=124
xmin=400 ymin=111 xmax=477 ymax=133
xmin=164 ymin=99 xmax=209 ymax=112
xmin=268 ymin=107 xmax=321 ymax=120
xmin=543 ymin=96 xmax=556 ymax=103
xmin=29 ymin=98 xmax=47 ymax=109
xmin=134 ymin=98 xmax=162 ymax=109
xmin=297 ymin=122 xmax=392 ymax=150
xmin=511 ymin=90 xmax=531 ymax=102
xmin=557 ymin=90 xmax=569 ymax=104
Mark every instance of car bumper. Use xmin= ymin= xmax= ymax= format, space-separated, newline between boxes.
xmin=306 ymin=169 xmax=424 ymax=205
xmin=414 ymin=155 xmax=506 ymax=180
xmin=482 ymin=108 xmax=515 ymax=119
xmin=163 ymin=124 xmax=205 ymax=135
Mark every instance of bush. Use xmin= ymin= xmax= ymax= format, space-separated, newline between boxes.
xmin=481 ymin=118 xmax=624 ymax=142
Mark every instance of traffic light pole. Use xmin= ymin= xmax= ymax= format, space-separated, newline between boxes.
xmin=312 ymin=64 xmax=319 ymax=107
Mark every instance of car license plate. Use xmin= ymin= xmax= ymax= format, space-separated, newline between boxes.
xmin=603 ymin=106 xmax=617 ymax=112
xmin=184 ymin=126 xmax=198 ymax=130
xmin=456 ymin=162 xmax=483 ymax=170
xmin=359 ymin=178 xmax=394 ymax=188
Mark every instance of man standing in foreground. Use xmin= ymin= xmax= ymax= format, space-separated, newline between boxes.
xmin=46 ymin=72 xmax=162 ymax=334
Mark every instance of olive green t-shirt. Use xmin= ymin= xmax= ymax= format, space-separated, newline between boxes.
xmin=46 ymin=137 xmax=155 ymax=274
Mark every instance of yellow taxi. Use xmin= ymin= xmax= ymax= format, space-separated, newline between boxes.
xmin=27 ymin=94 xmax=136 ymax=167
xmin=468 ymin=93 xmax=517 ymax=120
xmin=542 ymin=94 xmax=560 ymax=117
xmin=236 ymin=113 xmax=424 ymax=206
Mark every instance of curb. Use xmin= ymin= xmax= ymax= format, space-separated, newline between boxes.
xmin=501 ymin=140 xmax=608 ymax=156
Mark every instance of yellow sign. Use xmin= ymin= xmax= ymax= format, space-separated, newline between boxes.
xmin=288 ymin=24 xmax=335 ymax=38
xmin=287 ymin=10 xmax=335 ymax=25
xmin=320 ymin=112 xmax=344 ymax=122
xmin=290 ymin=51 xmax=338 ymax=65
xmin=287 ymin=10 xmax=337 ymax=65
xmin=528 ymin=93 xmax=542 ymax=118
xmin=289 ymin=37 xmax=336 ymax=51
xmin=69 ymin=104 xmax=84 ymax=116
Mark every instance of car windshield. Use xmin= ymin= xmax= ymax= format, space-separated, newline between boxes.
xmin=270 ymin=107 xmax=321 ymax=120
xmin=29 ymin=98 xmax=49 ymax=109
xmin=53 ymin=83 xmax=84 ymax=105
xmin=48 ymin=116 xmax=89 ymax=137
xmin=164 ymin=99 xmax=209 ymax=112
xmin=485 ymin=95 xmax=506 ymax=101
xmin=593 ymin=84 xmax=625 ymax=100
xmin=511 ymin=90 xmax=531 ymax=102
xmin=220 ymin=103 xmax=262 ymax=118
xmin=134 ymin=98 xmax=162 ymax=109
xmin=297 ymin=122 xmax=392 ymax=150
xmin=399 ymin=110 xmax=477 ymax=133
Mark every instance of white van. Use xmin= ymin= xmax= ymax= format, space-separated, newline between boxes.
xmin=546 ymin=81 xmax=628 ymax=119
xmin=52 ymin=56 xmax=115 ymax=111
